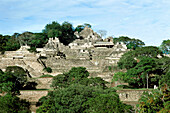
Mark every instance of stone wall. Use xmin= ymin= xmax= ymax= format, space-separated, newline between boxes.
xmin=19 ymin=90 xmax=48 ymax=103
xmin=18 ymin=89 xmax=151 ymax=104
xmin=0 ymin=58 xmax=44 ymax=77
xmin=117 ymin=89 xmax=151 ymax=102
xmin=0 ymin=47 xmax=45 ymax=77
xmin=4 ymin=89 xmax=147 ymax=112
xmin=19 ymin=90 xmax=49 ymax=112
xmin=28 ymin=77 xmax=53 ymax=89
xmin=45 ymin=58 xmax=100 ymax=73
xmin=0 ymin=35 xmax=129 ymax=78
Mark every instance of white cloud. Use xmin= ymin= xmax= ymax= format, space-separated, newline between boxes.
xmin=0 ymin=0 xmax=170 ymax=46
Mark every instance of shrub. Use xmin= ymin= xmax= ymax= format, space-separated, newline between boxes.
xmin=43 ymin=67 xmax=52 ymax=73
xmin=0 ymin=94 xmax=31 ymax=113
xmin=40 ymin=74 xmax=53 ymax=78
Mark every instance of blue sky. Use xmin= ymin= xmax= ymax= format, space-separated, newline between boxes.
xmin=0 ymin=0 xmax=170 ymax=46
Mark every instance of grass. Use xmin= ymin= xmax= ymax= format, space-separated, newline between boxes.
xmin=39 ymin=74 xmax=53 ymax=78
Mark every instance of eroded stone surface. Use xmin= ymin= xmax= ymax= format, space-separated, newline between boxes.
xmin=0 ymin=27 xmax=128 ymax=80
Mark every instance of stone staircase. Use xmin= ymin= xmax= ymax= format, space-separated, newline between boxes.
xmin=0 ymin=58 xmax=44 ymax=77
xmin=22 ymin=60 xmax=44 ymax=77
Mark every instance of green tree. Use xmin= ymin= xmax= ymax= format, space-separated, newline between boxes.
xmin=137 ymin=85 xmax=170 ymax=113
xmin=30 ymin=33 xmax=48 ymax=48
xmin=160 ymin=39 xmax=170 ymax=54
xmin=43 ymin=21 xmax=61 ymax=37
xmin=113 ymin=36 xmax=145 ymax=49
xmin=51 ymin=67 xmax=89 ymax=89
xmin=0 ymin=72 xmax=20 ymax=95
xmin=118 ymin=51 xmax=137 ymax=69
xmin=113 ymin=36 xmax=131 ymax=44
xmin=51 ymin=67 xmax=107 ymax=89
xmin=83 ymin=93 xmax=132 ymax=113
xmin=118 ymin=46 xmax=163 ymax=70
xmin=112 ymin=72 xmax=127 ymax=82
xmin=43 ymin=67 xmax=52 ymax=73
xmin=0 ymin=94 xmax=31 ymax=113
xmin=0 ymin=66 xmax=28 ymax=95
xmin=134 ymin=46 xmax=163 ymax=58
xmin=0 ymin=69 xmax=3 ymax=75
xmin=37 ymin=84 xmax=132 ymax=113
xmin=43 ymin=21 xmax=76 ymax=45
xmin=75 ymin=25 xmax=84 ymax=33
xmin=4 ymin=33 xmax=20 ymax=51
xmin=38 ymin=84 xmax=98 ymax=112
xmin=0 ymin=34 xmax=8 ymax=52
xmin=38 ymin=67 xmax=132 ymax=112
xmin=18 ymin=31 xmax=34 ymax=45
xmin=127 ymin=39 xmax=145 ymax=49
xmin=75 ymin=23 xmax=92 ymax=33
xmin=60 ymin=21 xmax=76 ymax=45
xmin=159 ymin=72 xmax=170 ymax=88
xmin=88 ymin=77 xmax=108 ymax=89
xmin=83 ymin=23 xmax=92 ymax=28
xmin=6 ymin=66 xmax=27 ymax=89
xmin=156 ymin=56 xmax=170 ymax=75
xmin=51 ymin=74 xmax=68 ymax=88
xmin=0 ymin=33 xmax=20 ymax=52
xmin=115 ymin=57 xmax=158 ymax=88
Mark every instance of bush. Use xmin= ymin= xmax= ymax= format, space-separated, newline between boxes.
xmin=4 ymin=66 xmax=27 ymax=91
xmin=37 ymin=84 xmax=133 ymax=113
xmin=40 ymin=74 xmax=53 ymax=78
xmin=43 ymin=67 xmax=52 ymax=73
xmin=108 ymin=66 xmax=112 ymax=71
xmin=0 ymin=94 xmax=31 ymax=113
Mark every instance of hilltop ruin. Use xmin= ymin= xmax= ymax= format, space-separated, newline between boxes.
xmin=0 ymin=27 xmax=128 ymax=81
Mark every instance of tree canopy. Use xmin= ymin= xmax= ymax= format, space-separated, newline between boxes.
xmin=43 ymin=21 xmax=76 ymax=45
xmin=160 ymin=39 xmax=170 ymax=54
xmin=0 ymin=66 xmax=28 ymax=95
xmin=18 ymin=31 xmax=34 ymax=45
xmin=113 ymin=36 xmax=145 ymax=49
xmin=37 ymin=67 xmax=133 ymax=112
xmin=118 ymin=46 xmax=163 ymax=70
xmin=0 ymin=94 xmax=31 ymax=113
xmin=114 ymin=44 xmax=169 ymax=89
xmin=137 ymin=85 xmax=170 ymax=113
xmin=51 ymin=67 xmax=108 ymax=89
xmin=0 ymin=34 xmax=20 ymax=52
xmin=37 ymin=84 xmax=132 ymax=113
xmin=30 ymin=33 xmax=48 ymax=48
xmin=0 ymin=67 xmax=31 ymax=112
xmin=75 ymin=23 xmax=92 ymax=33
xmin=115 ymin=56 xmax=159 ymax=88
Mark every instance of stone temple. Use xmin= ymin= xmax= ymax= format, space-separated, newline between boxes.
xmin=0 ymin=27 xmax=128 ymax=81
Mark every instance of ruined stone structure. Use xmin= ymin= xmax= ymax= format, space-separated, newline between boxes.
xmin=0 ymin=46 xmax=45 ymax=77
xmin=17 ymin=89 xmax=151 ymax=112
xmin=0 ymin=27 xmax=128 ymax=80
xmin=38 ymin=27 xmax=128 ymax=77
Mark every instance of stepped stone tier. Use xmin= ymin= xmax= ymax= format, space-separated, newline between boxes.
xmin=0 ymin=46 xmax=44 ymax=77
xmin=0 ymin=27 xmax=129 ymax=80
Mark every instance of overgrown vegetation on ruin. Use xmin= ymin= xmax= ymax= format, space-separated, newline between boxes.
xmin=0 ymin=21 xmax=169 ymax=112
xmin=36 ymin=67 xmax=133 ymax=113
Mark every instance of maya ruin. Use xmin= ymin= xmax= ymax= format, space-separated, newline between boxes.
xmin=0 ymin=26 xmax=128 ymax=82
